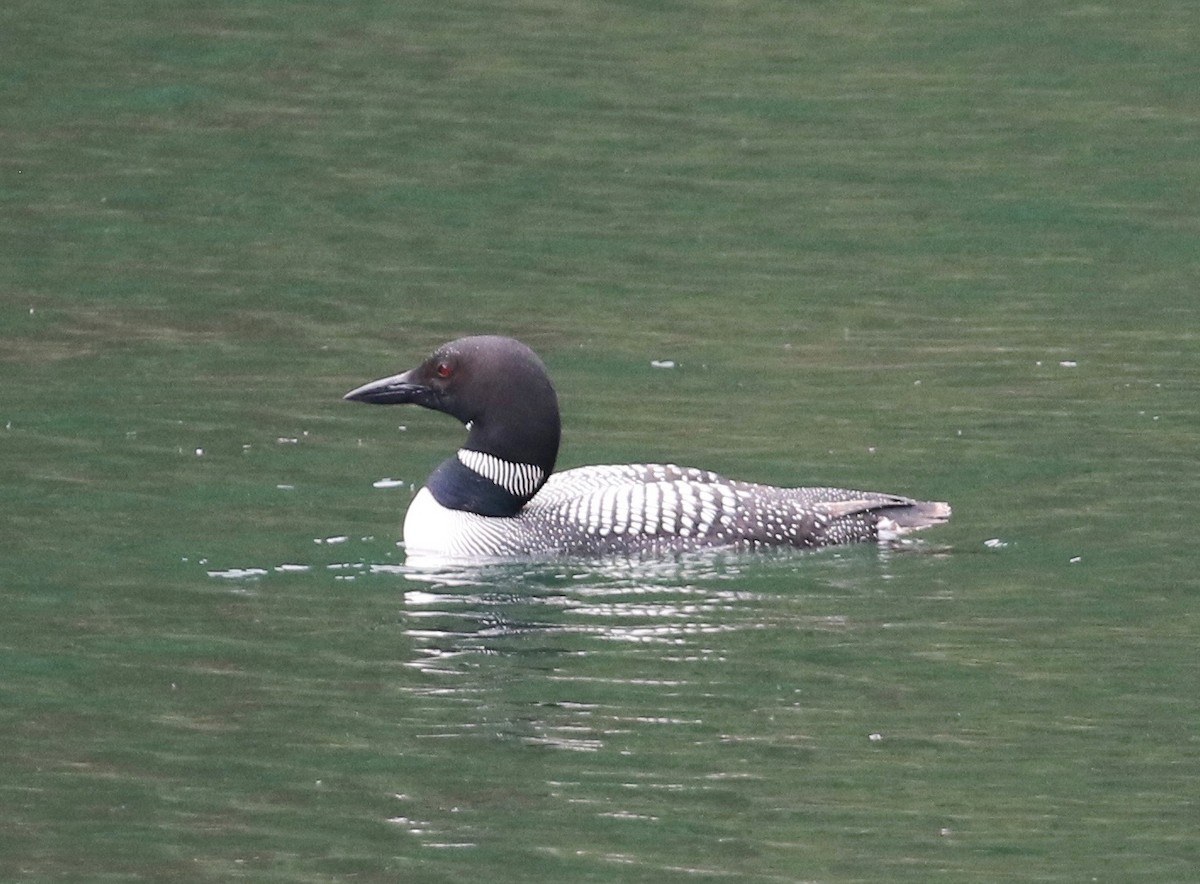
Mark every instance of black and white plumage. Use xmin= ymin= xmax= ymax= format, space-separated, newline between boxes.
xmin=344 ymin=335 xmax=951 ymax=561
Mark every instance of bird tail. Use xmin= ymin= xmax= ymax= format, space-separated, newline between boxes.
xmin=876 ymin=500 xmax=952 ymax=539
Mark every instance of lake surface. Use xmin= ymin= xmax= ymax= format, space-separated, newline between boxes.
xmin=3 ymin=1 xmax=1198 ymax=880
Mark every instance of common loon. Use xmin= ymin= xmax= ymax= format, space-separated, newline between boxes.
xmin=344 ymin=335 xmax=950 ymax=560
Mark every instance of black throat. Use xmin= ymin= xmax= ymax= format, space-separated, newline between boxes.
xmin=425 ymin=456 xmax=525 ymax=517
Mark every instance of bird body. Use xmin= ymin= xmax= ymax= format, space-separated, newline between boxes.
xmin=345 ymin=336 xmax=950 ymax=561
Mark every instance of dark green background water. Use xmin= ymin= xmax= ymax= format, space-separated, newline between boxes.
xmin=3 ymin=1 xmax=1198 ymax=880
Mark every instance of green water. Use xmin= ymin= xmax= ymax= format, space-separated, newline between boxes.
xmin=4 ymin=1 xmax=1199 ymax=880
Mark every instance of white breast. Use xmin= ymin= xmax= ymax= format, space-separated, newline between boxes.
xmin=403 ymin=486 xmax=531 ymax=560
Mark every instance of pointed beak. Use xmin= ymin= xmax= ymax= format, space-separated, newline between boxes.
xmin=343 ymin=369 xmax=425 ymax=405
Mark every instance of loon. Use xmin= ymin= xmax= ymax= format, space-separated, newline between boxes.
xmin=344 ymin=335 xmax=950 ymax=560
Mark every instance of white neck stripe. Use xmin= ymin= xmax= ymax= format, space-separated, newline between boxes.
xmin=457 ymin=449 xmax=545 ymax=498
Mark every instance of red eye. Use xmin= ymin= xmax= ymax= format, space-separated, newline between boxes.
xmin=435 ymin=361 xmax=454 ymax=379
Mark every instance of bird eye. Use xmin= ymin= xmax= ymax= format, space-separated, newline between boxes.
xmin=435 ymin=361 xmax=454 ymax=379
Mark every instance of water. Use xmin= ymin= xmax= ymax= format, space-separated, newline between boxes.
xmin=4 ymin=1 xmax=1200 ymax=880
